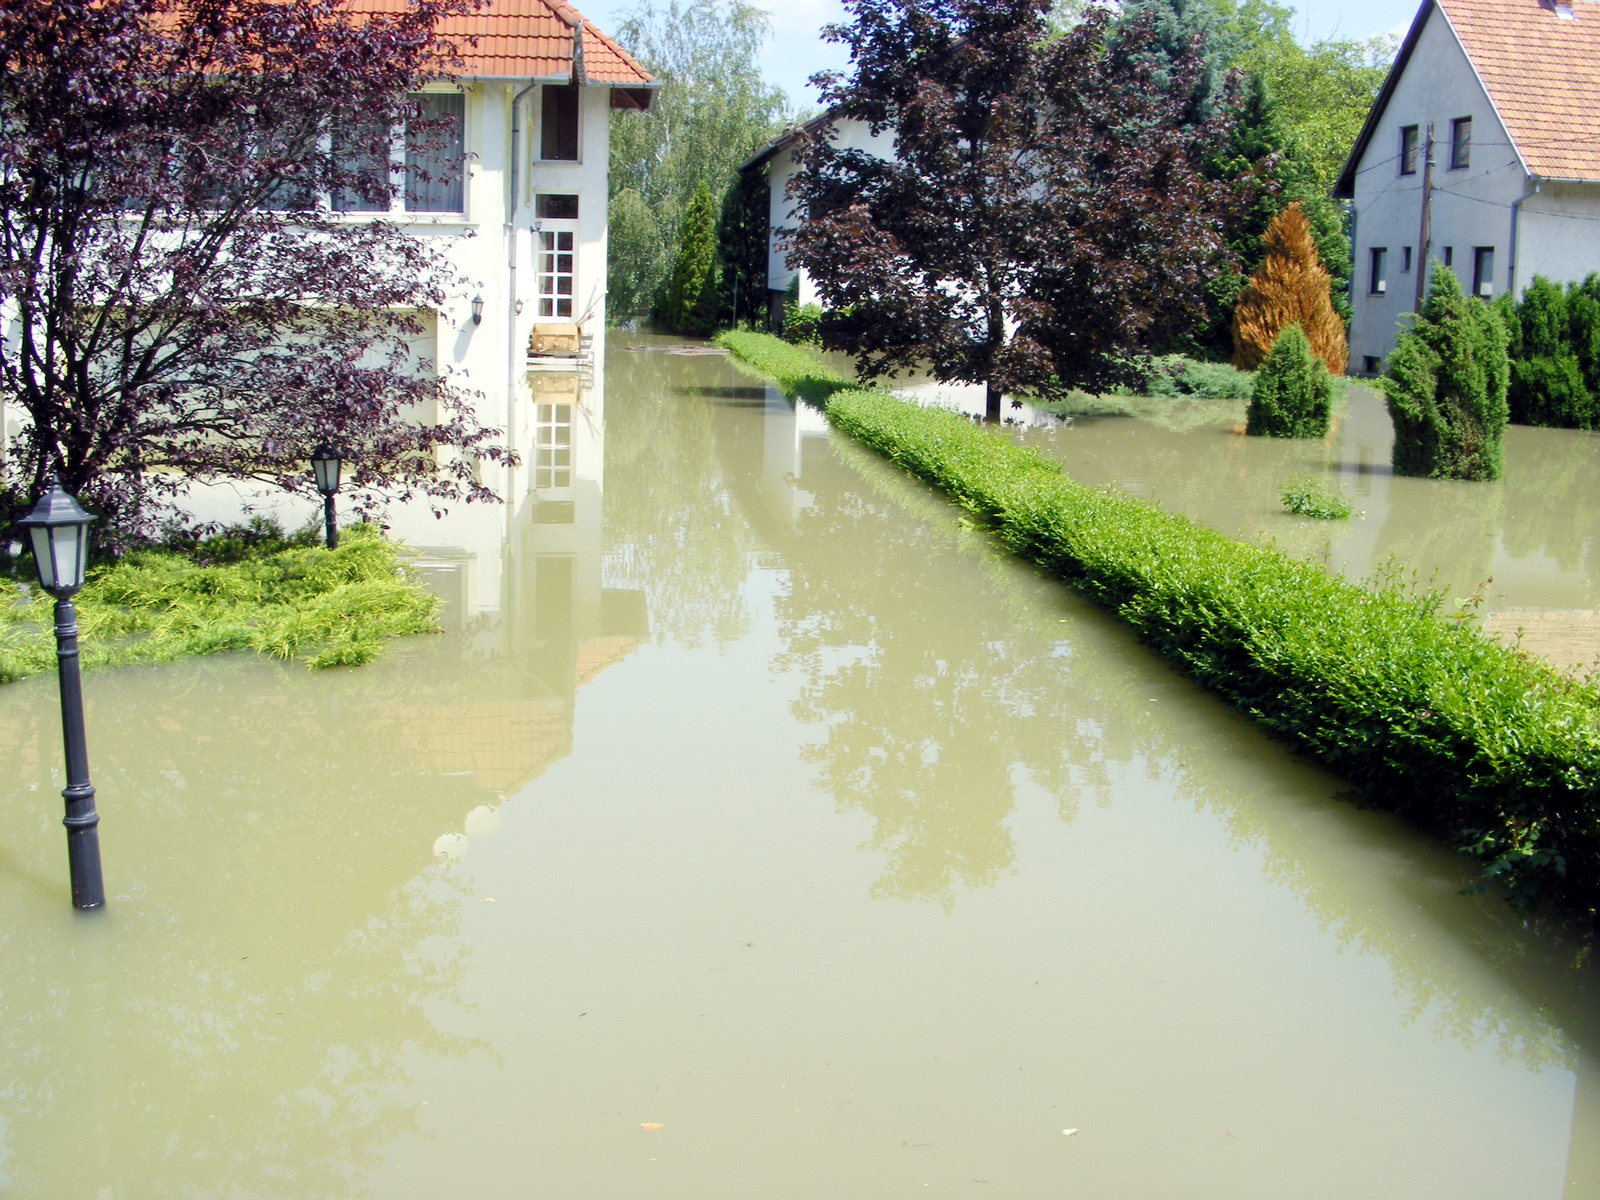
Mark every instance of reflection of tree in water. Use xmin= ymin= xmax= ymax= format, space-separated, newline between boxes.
xmin=602 ymin=343 xmax=756 ymax=647
xmin=1499 ymin=426 xmax=1600 ymax=578
xmin=0 ymin=649 xmax=489 ymax=1198
xmin=757 ymin=411 xmax=1598 ymax=1074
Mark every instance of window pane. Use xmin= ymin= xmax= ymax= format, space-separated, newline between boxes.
xmin=536 ymin=194 xmax=579 ymax=219
xmin=541 ymin=85 xmax=579 ymax=161
xmin=558 ymin=232 xmax=573 ymax=250
xmin=1451 ymin=117 xmax=1471 ymax=169
xmin=332 ymin=119 xmax=389 ymax=212
xmin=1400 ymin=126 xmax=1418 ymax=175
xmin=405 ymin=93 xmax=465 ymax=213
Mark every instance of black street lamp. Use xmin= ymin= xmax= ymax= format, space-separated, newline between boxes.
xmin=16 ymin=474 xmax=105 ymax=910
xmin=310 ymin=443 xmax=342 ymax=549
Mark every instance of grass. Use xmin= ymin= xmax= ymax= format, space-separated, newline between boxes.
xmin=718 ymin=328 xmax=1600 ymax=929
xmin=1281 ymin=479 xmax=1355 ymax=520
xmin=0 ymin=520 xmax=440 ymax=683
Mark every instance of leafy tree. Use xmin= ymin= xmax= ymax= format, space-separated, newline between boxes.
xmin=714 ymin=169 xmax=771 ymax=328
xmin=659 ymin=180 xmax=719 ymax=334
xmin=789 ymin=0 xmax=1245 ymax=420
xmin=1384 ymin=265 xmax=1509 ymax=481
xmin=0 ymin=0 xmax=506 ymax=540
xmin=1232 ymin=202 xmax=1346 ymax=373
xmin=607 ymin=0 xmax=790 ymax=323
xmin=1246 ymin=324 xmax=1332 ymax=437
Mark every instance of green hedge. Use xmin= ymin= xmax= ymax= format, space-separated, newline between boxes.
xmin=718 ymin=329 xmax=1600 ymax=927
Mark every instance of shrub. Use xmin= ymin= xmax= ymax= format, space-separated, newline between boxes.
xmin=1510 ymin=354 xmax=1595 ymax=429
xmin=784 ymin=302 xmax=824 ymax=345
xmin=1231 ymin=203 xmax=1348 ymax=376
xmin=1568 ymin=276 xmax=1600 ymax=397
xmin=1384 ymin=265 xmax=1509 ymax=481
xmin=1497 ymin=273 xmax=1600 ymax=430
xmin=1143 ymin=355 xmax=1255 ymax=400
xmin=1280 ymin=479 xmax=1353 ymax=519
xmin=720 ymin=327 xmax=1600 ymax=928
xmin=1246 ymin=324 xmax=1333 ymax=437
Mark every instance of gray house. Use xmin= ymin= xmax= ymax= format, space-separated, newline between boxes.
xmin=1337 ymin=0 xmax=1600 ymax=373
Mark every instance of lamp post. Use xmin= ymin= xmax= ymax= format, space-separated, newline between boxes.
xmin=17 ymin=474 xmax=105 ymax=910
xmin=310 ymin=443 xmax=342 ymax=549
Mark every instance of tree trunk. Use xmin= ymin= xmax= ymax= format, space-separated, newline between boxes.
xmin=985 ymin=379 xmax=1003 ymax=423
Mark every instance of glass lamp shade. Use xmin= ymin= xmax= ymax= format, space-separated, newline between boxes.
xmin=470 ymin=294 xmax=484 ymax=325
xmin=17 ymin=475 xmax=95 ymax=596
xmin=310 ymin=444 xmax=343 ymax=496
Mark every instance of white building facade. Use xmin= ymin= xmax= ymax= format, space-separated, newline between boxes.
xmin=1337 ymin=0 xmax=1600 ymax=373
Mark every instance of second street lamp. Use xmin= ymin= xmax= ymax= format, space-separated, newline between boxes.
xmin=16 ymin=474 xmax=105 ymax=910
xmin=311 ymin=443 xmax=343 ymax=549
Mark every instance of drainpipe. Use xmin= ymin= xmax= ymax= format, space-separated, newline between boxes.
xmin=1507 ymin=175 xmax=1541 ymax=299
xmin=506 ymin=79 xmax=539 ymax=511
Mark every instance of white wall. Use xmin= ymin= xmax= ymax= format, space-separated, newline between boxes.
xmin=1516 ymin=180 xmax=1600 ymax=293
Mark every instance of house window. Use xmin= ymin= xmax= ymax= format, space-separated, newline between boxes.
xmin=1402 ymin=246 xmax=1413 ymax=273
xmin=537 ymin=193 xmax=579 ymax=219
xmin=1450 ymin=117 xmax=1472 ymax=169
xmin=332 ymin=118 xmax=390 ymax=212
xmin=1443 ymin=246 xmax=1454 ymax=267
xmin=1400 ymin=125 xmax=1419 ymax=175
xmin=541 ymin=85 xmax=580 ymax=161
xmin=1369 ymin=247 xmax=1388 ymax=295
xmin=534 ymin=403 xmax=573 ymax=490
xmin=537 ymin=230 xmax=575 ymax=318
xmin=405 ymin=93 xmax=465 ymax=213
xmin=1363 ymin=355 xmax=1382 ymax=375
xmin=1473 ymin=247 xmax=1495 ymax=298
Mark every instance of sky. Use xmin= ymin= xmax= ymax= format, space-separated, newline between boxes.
xmin=578 ymin=0 xmax=1423 ymax=111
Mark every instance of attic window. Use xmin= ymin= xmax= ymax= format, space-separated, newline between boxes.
xmin=1450 ymin=117 xmax=1472 ymax=169
xmin=1400 ymin=125 xmax=1419 ymax=175
xmin=541 ymin=85 xmax=580 ymax=161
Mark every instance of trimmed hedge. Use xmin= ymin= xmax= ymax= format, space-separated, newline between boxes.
xmin=719 ymin=328 xmax=1600 ymax=927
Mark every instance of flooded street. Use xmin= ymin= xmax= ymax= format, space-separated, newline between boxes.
xmin=2 ymin=339 xmax=1598 ymax=1198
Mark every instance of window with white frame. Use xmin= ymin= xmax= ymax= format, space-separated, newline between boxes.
xmin=537 ymin=231 xmax=575 ymax=318
xmin=330 ymin=92 xmax=465 ymax=215
xmin=535 ymin=403 xmax=573 ymax=489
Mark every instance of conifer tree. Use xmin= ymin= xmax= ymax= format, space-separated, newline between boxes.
xmin=660 ymin=180 xmax=718 ymax=334
xmin=1231 ymin=202 xmax=1347 ymax=374
xmin=1384 ymin=264 xmax=1509 ymax=481
xmin=1246 ymin=324 xmax=1332 ymax=437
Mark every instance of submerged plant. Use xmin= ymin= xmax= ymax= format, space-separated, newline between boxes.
xmin=1280 ymin=479 xmax=1352 ymax=519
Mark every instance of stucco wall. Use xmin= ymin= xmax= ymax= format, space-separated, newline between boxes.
xmin=1516 ymin=180 xmax=1600 ymax=292
xmin=1348 ymin=6 xmax=1525 ymax=372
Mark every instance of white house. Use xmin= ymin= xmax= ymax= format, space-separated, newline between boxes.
xmin=1336 ymin=0 xmax=1600 ymax=373
xmin=738 ymin=115 xmax=895 ymax=330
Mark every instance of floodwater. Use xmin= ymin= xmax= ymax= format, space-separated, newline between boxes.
xmin=1 ymin=338 xmax=1598 ymax=1198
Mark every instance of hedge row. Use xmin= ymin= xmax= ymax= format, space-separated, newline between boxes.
xmin=718 ymin=329 xmax=1600 ymax=927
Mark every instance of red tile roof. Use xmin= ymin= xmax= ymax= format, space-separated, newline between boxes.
xmin=347 ymin=0 xmax=654 ymax=85
xmin=1442 ymin=0 xmax=1600 ymax=179
xmin=1337 ymin=0 xmax=1600 ymax=194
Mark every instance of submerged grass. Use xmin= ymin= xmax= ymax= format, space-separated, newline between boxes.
xmin=0 ymin=521 xmax=440 ymax=682
xmin=718 ymin=329 xmax=1600 ymax=928
xmin=1281 ymin=479 xmax=1355 ymax=520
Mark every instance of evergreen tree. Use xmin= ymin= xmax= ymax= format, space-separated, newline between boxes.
xmin=1246 ymin=324 xmax=1332 ymax=437
xmin=660 ymin=180 xmax=718 ymax=334
xmin=714 ymin=169 xmax=770 ymax=327
xmin=1384 ymin=265 xmax=1509 ymax=481
xmin=1502 ymin=274 xmax=1600 ymax=428
xmin=1231 ymin=202 xmax=1347 ymax=374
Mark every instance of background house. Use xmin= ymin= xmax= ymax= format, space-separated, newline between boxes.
xmin=1336 ymin=0 xmax=1600 ymax=374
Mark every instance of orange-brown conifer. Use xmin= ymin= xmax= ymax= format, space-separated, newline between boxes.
xmin=1231 ymin=203 xmax=1347 ymax=375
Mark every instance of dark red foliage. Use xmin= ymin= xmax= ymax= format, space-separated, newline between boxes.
xmin=0 ymin=0 xmax=508 ymax=541
xmin=786 ymin=0 xmax=1249 ymax=414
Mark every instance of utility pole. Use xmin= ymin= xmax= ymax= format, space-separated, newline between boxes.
xmin=1415 ymin=121 xmax=1434 ymax=311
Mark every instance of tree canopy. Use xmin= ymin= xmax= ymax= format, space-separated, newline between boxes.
xmin=787 ymin=0 xmax=1248 ymax=416
xmin=0 ymin=0 xmax=508 ymax=538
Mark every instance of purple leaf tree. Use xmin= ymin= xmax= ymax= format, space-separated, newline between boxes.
xmin=786 ymin=0 xmax=1249 ymax=419
xmin=0 ymin=0 xmax=510 ymax=541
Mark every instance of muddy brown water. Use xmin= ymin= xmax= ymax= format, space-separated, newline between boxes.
xmin=1 ymin=341 xmax=1597 ymax=1198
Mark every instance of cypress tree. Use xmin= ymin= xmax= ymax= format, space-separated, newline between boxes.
xmin=660 ymin=180 xmax=719 ymax=335
xmin=1504 ymin=275 xmax=1598 ymax=428
xmin=1246 ymin=324 xmax=1333 ymax=437
xmin=714 ymin=170 xmax=771 ymax=328
xmin=1384 ymin=264 xmax=1509 ymax=481
xmin=1231 ymin=203 xmax=1347 ymax=375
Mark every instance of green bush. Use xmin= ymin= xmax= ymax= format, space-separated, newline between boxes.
xmin=1496 ymin=273 xmax=1600 ymax=429
xmin=1246 ymin=325 xmax=1333 ymax=437
xmin=0 ymin=521 xmax=438 ymax=682
xmin=1280 ymin=478 xmax=1353 ymax=519
xmin=720 ymin=327 xmax=1600 ymax=927
xmin=1510 ymin=354 xmax=1595 ymax=429
xmin=1384 ymin=265 xmax=1509 ymax=481
xmin=1144 ymin=355 xmax=1256 ymax=400
xmin=783 ymin=301 xmax=824 ymax=345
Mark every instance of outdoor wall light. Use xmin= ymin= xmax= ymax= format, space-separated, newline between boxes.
xmin=471 ymin=294 xmax=484 ymax=325
xmin=310 ymin=443 xmax=343 ymax=549
xmin=16 ymin=474 xmax=105 ymax=909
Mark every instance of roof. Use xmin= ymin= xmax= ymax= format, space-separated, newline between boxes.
xmin=1336 ymin=0 xmax=1600 ymax=196
xmin=738 ymin=112 xmax=840 ymax=174
xmin=345 ymin=0 xmax=655 ymax=87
